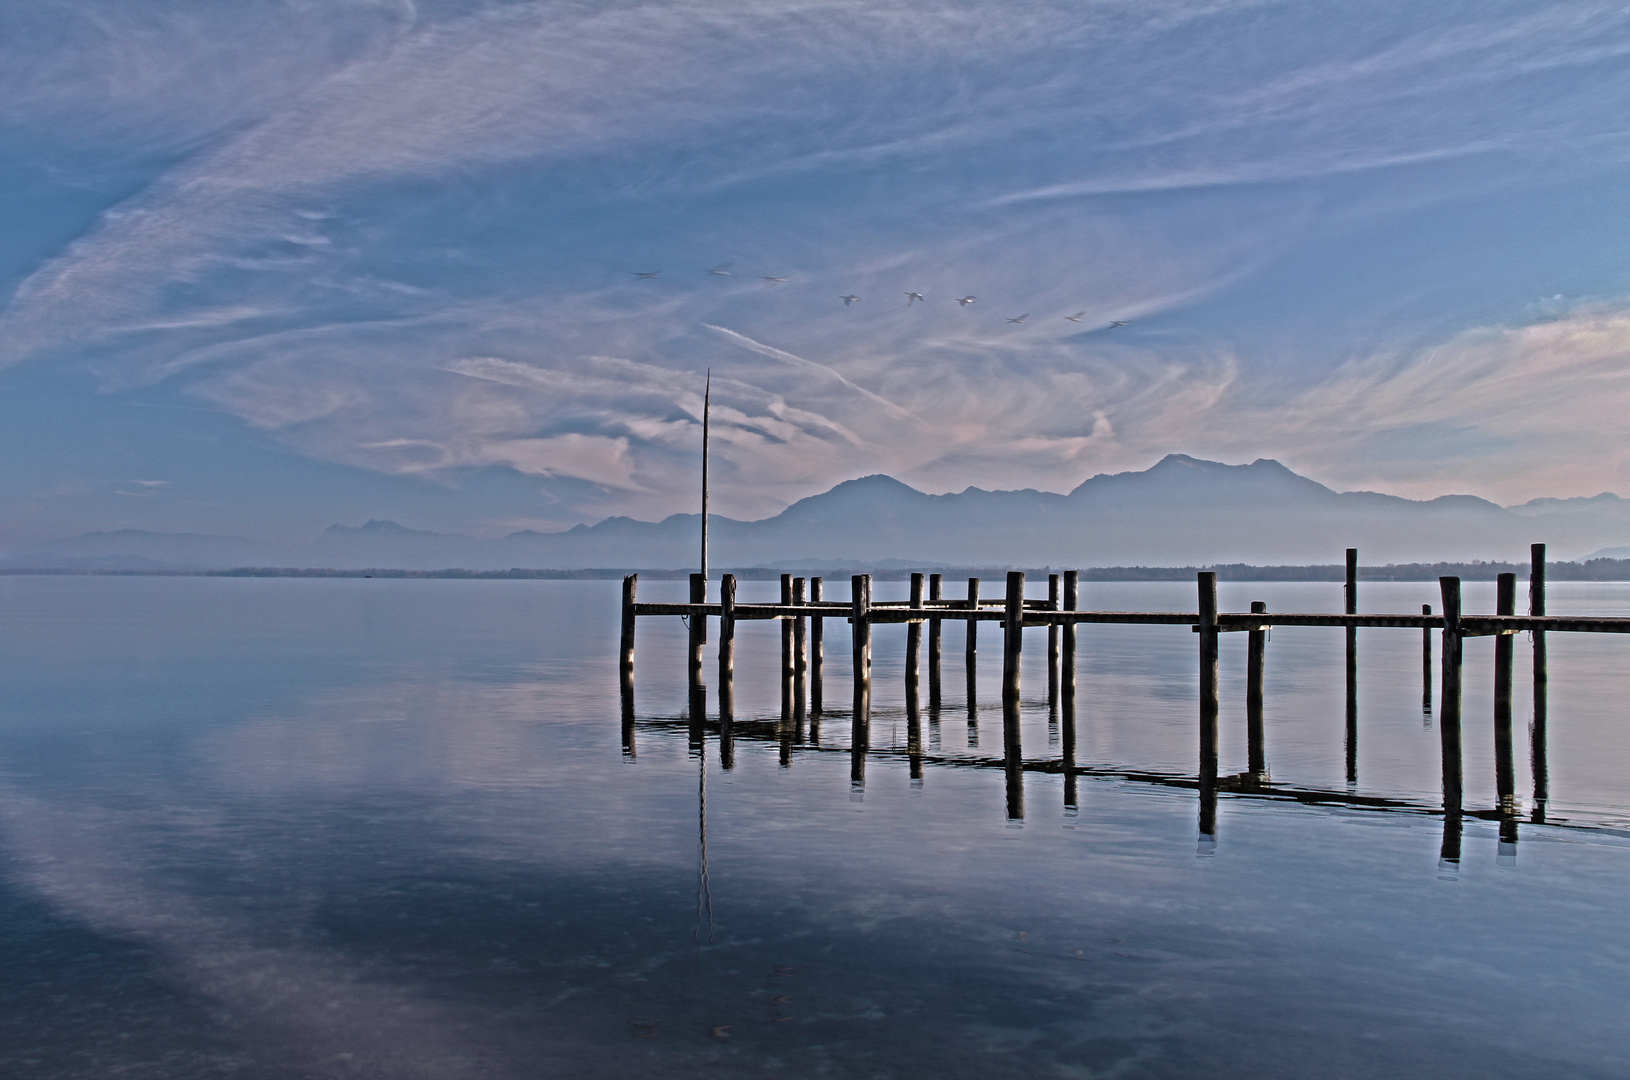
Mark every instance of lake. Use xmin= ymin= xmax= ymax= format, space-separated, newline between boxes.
xmin=2 ymin=575 xmax=1628 ymax=1078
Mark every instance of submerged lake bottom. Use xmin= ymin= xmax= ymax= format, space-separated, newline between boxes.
xmin=1 ymin=576 xmax=1628 ymax=1078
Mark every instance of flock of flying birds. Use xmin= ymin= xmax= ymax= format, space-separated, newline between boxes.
xmin=629 ymin=264 xmax=1131 ymax=330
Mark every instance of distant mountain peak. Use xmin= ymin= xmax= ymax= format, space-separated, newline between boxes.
xmin=322 ymin=519 xmax=439 ymax=538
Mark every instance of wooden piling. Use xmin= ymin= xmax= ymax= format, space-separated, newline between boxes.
xmin=1494 ymin=571 xmax=1516 ymax=815
xmin=906 ymin=572 xmax=924 ymax=712
xmin=689 ymin=572 xmax=707 ymax=684
xmin=1421 ymin=604 xmax=1433 ymax=713
xmin=1062 ymin=570 xmax=1079 ymax=813
xmin=928 ymin=573 xmax=943 ymax=711
xmin=1530 ymin=544 xmax=1549 ymax=822
xmin=852 ymin=574 xmax=872 ymax=726
xmin=793 ymin=577 xmax=808 ymax=720
xmin=718 ymin=574 xmax=736 ymax=725
xmin=1345 ymin=548 xmax=1358 ymax=785
xmin=620 ymin=573 xmax=638 ymax=709
xmin=1198 ymin=572 xmax=1219 ymax=786
xmin=1247 ymin=600 xmax=1267 ymax=779
xmin=1002 ymin=572 xmax=1025 ymax=817
xmin=1439 ymin=576 xmax=1463 ymax=815
xmin=1061 ymin=571 xmax=1078 ymax=712
xmin=779 ymin=574 xmax=794 ymax=719
xmin=965 ymin=576 xmax=980 ymax=707
xmin=810 ymin=577 xmax=824 ymax=714
xmin=1048 ymin=573 xmax=1061 ymax=708
xmin=1003 ymin=572 xmax=1025 ymax=706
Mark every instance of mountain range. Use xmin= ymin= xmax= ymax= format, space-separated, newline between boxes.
xmin=8 ymin=455 xmax=1630 ymax=571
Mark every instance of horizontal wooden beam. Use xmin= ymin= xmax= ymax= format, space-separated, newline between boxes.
xmin=631 ymin=603 xmax=1630 ymax=634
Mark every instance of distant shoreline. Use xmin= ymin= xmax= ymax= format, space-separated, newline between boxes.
xmin=5 ymin=560 xmax=1630 ymax=582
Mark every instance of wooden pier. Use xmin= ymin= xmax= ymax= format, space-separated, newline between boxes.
xmin=619 ymin=544 xmax=1628 ymax=852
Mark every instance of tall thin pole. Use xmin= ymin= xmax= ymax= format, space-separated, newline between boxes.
xmin=700 ymin=369 xmax=710 ymax=581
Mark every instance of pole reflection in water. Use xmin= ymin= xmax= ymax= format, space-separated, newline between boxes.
xmin=1439 ymin=809 xmax=1463 ymax=879
xmin=908 ymin=695 xmax=924 ymax=788
xmin=688 ymin=679 xmax=707 ymax=757
xmin=695 ymin=738 xmax=714 ymax=950
xmin=1004 ymin=713 xmax=1025 ymax=824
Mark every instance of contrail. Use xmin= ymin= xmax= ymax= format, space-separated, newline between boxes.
xmin=703 ymin=324 xmax=924 ymax=427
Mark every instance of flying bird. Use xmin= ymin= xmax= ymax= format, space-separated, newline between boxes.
xmin=1064 ymin=311 xmax=1086 ymax=322
xmin=955 ymin=295 xmax=976 ymax=307
xmin=707 ymin=263 xmax=734 ymax=276
xmin=840 ymin=294 xmax=860 ymax=306
xmin=761 ymin=276 xmax=788 ymax=284
xmin=905 ymin=292 xmax=925 ymax=305
xmin=1006 ymin=314 xmax=1029 ymax=324
xmin=1108 ymin=320 xmax=1129 ymax=327
xmin=631 ymin=271 xmax=660 ymax=279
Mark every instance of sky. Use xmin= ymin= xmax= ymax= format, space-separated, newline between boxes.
xmin=4 ymin=0 xmax=1630 ymax=545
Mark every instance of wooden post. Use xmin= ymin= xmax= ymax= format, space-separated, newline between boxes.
xmin=1344 ymin=548 xmax=1358 ymax=785
xmin=965 ymin=577 xmax=980 ymax=703
xmin=793 ymin=577 xmax=808 ymax=721
xmin=1002 ymin=572 xmax=1025 ymax=819
xmin=779 ymin=574 xmax=793 ymax=719
xmin=620 ymin=573 xmax=638 ymax=717
xmin=689 ymin=572 xmax=706 ymax=685
xmin=1530 ymin=544 xmax=1548 ymax=823
xmin=810 ymin=577 xmax=824 ymax=715
xmin=852 ymin=574 xmax=872 ymax=728
xmin=1439 ymin=577 xmax=1463 ymax=816
xmin=1422 ymin=604 xmax=1433 ymax=714
xmin=718 ymin=574 xmax=736 ymax=726
xmin=1061 ymin=571 xmax=1078 ymax=712
xmin=1198 ymin=572 xmax=1219 ymax=787
xmin=1002 ymin=571 xmax=1025 ymax=706
xmin=906 ymin=572 xmax=924 ymax=712
xmin=1062 ymin=570 xmax=1079 ymax=814
xmin=1247 ymin=600 xmax=1267 ymax=780
xmin=621 ymin=571 xmax=638 ymax=759
xmin=965 ymin=577 xmax=981 ymax=740
xmin=928 ymin=573 xmax=943 ymax=711
xmin=1494 ymin=571 xmax=1516 ymax=816
xmin=1047 ymin=573 xmax=1061 ymax=709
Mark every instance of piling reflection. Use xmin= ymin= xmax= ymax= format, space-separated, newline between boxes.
xmin=907 ymin=697 xmax=923 ymax=785
xmin=1439 ymin=809 xmax=1462 ymax=878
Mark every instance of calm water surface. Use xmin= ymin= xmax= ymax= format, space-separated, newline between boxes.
xmin=1 ymin=576 xmax=1628 ymax=1078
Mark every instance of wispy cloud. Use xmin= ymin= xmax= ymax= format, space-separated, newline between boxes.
xmin=6 ymin=0 xmax=1630 ymax=533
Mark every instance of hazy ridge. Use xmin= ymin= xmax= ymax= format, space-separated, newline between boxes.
xmin=8 ymin=455 xmax=1630 ymax=572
